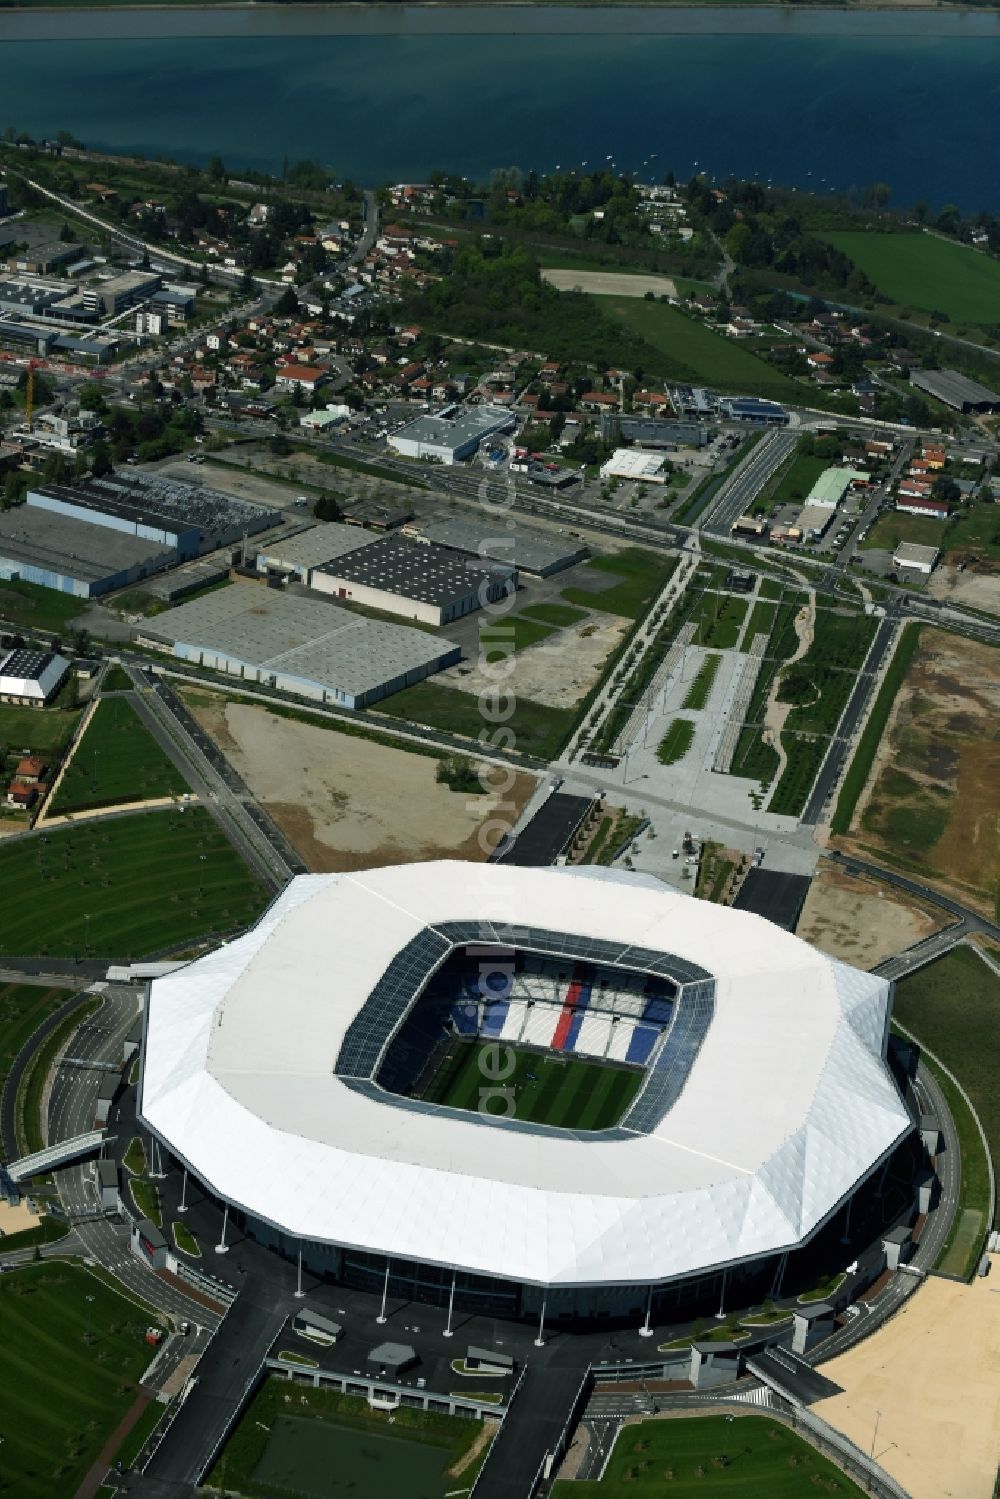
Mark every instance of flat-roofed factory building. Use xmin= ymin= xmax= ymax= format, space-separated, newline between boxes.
xmin=311 ymin=533 xmax=515 ymax=627
xmin=26 ymin=473 xmax=280 ymax=563
xmin=135 ymin=583 xmax=461 ymax=708
xmin=255 ymin=522 xmax=379 ymax=585
xmin=0 ymin=503 xmax=175 ymax=598
xmin=388 ymin=404 xmax=515 ymax=465
xmin=409 ymin=514 xmax=587 ymax=578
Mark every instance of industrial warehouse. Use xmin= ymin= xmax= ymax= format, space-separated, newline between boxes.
xmin=0 ymin=475 xmax=279 ymax=597
xmin=138 ymin=862 xmax=916 ymax=1332
xmin=254 ymin=522 xmax=378 ymax=584
xmin=408 ymin=514 xmax=588 ymax=577
xmin=388 ymin=404 xmax=515 ymax=465
xmin=134 ymin=584 xmax=461 ymax=707
xmin=311 ymin=533 xmax=515 ymax=627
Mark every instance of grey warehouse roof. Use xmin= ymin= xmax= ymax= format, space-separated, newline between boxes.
xmin=142 ymin=584 xmax=459 ymax=697
xmin=0 ymin=504 xmax=170 ymax=582
xmin=393 ymin=403 xmax=513 ymax=451
xmin=417 ymin=514 xmax=585 ymax=574
xmin=317 ymin=534 xmax=511 ymax=606
xmin=909 ymin=369 xmax=1000 ymax=409
xmin=257 ymin=523 xmax=378 ymax=572
xmin=32 ymin=473 xmax=278 ymax=537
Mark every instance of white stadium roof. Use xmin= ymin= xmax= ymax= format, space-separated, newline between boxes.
xmin=140 ymin=863 xmax=910 ymax=1289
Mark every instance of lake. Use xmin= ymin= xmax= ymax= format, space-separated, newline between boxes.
xmin=3 ymin=10 xmax=998 ymax=207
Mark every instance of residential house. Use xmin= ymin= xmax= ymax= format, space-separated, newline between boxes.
xmin=274 ymin=363 xmax=329 ymax=393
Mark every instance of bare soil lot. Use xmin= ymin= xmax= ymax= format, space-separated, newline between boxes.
xmin=928 ymin=559 xmax=1000 ymax=616
xmin=183 ymin=696 xmax=535 ymax=872
xmin=437 ymin=614 xmax=629 ymax=709
xmin=835 ymin=629 xmax=1000 ymax=917
xmin=817 ymin=1265 xmax=1000 ymax=1499
xmin=540 ymin=269 xmax=678 ymax=299
xmin=797 ymin=862 xmax=943 ymax=970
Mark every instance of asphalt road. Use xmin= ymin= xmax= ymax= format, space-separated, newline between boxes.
xmin=702 ymin=428 xmax=798 ymax=537
xmin=0 ymin=984 xmax=94 ymax=1160
xmin=799 ymin=614 xmax=897 ymax=826
xmin=829 ymin=850 xmax=1000 ymax=944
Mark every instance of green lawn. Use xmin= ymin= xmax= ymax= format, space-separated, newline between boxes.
xmin=0 ymin=808 xmax=267 ymax=959
xmin=551 ymin=1414 xmax=866 ymax=1498
xmin=0 ymin=703 xmax=81 ymax=759
xmin=0 ymin=982 xmax=75 ymax=1093
xmin=379 ymin=681 xmax=574 ymax=762
xmin=768 ymin=450 xmax=829 ymax=511
xmin=894 ymin=945 xmax=998 ymax=1242
xmin=172 ymin=1220 xmax=200 ymax=1257
xmin=831 ymin=624 xmax=920 ymax=835
xmin=682 ymin=653 xmax=722 ymax=710
xmin=0 ymin=1262 xmax=162 ymax=1499
xmin=0 ymin=579 xmax=87 ymax=634
xmin=420 ymin=1041 xmax=642 ymax=1131
xmin=941 ymin=501 xmax=1000 ymax=562
xmin=688 ymin=593 xmax=748 ymax=649
xmin=519 ymin=602 xmax=588 ymax=627
xmin=561 ymin=549 xmax=675 ymax=619
xmin=213 ymin=1379 xmax=485 ymax=1499
xmin=130 ymin=1178 xmax=161 ymax=1228
xmin=479 ymin=615 xmax=556 ymax=661
xmin=49 ymin=697 xmax=190 ymax=815
xmin=860 ymin=511 xmax=947 ymax=553
xmin=729 ymin=600 xmax=802 ymax=783
xmin=657 ymin=718 xmax=695 ymax=765
xmin=602 ymin=298 xmax=805 ymax=403
xmin=823 ymin=230 xmax=1000 ymax=325
xmin=99 ymin=664 xmax=133 ymax=693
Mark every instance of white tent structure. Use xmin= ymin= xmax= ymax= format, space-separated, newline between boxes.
xmin=140 ymin=863 xmax=911 ymax=1318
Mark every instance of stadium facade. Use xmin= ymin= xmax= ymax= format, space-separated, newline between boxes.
xmin=139 ymin=863 xmax=913 ymax=1330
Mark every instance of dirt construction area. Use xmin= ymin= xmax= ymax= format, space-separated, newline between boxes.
xmin=816 ymin=1261 xmax=1000 ymax=1499
xmin=439 ymin=615 xmax=630 ymax=709
xmin=797 ymin=862 xmax=944 ymax=970
xmin=928 ymin=559 xmax=1000 ymax=616
xmin=836 ymin=628 xmax=1000 ymax=917
xmin=183 ymin=696 xmax=536 ymax=872
xmin=540 ymin=269 xmax=678 ymax=298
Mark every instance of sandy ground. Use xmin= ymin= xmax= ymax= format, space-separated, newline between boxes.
xmin=0 ymin=1199 xmax=41 ymax=1236
xmin=437 ymin=615 xmax=630 ymax=709
xmin=816 ymin=1263 xmax=1000 ymax=1499
xmin=185 ymin=698 xmax=536 ymax=872
xmin=797 ymin=862 xmax=944 ymax=969
xmin=928 ymin=561 xmax=1000 ymax=616
xmin=838 ymin=628 xmax=1000 ymax=916
xmin=540 ymin=269 xmax=678 ymax=299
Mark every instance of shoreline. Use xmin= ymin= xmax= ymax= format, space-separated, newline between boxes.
xmin=4 ymin=2 xmax=1000 ymax=39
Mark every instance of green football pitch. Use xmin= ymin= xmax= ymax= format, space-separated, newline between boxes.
xmin=417 ymin=1041 xmax=643 ymax=1130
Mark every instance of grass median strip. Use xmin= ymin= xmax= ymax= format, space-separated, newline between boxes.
xmin=682 ymin=653 xmax=721 ymax=710
xmin=831 ymin=623 xmax=919 ymax=835
xmin=16 ymin=996 xmax=101 ymax=1156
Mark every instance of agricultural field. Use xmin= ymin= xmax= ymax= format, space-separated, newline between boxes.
xmin=419 ymin=1041 xmax=642 ymax=1131
xmin=838 ymin=629 xmax=1000 ymax=915
xmin=212 ymin=1378 xmax=488 ymax=1499
xmin=0 ymin=1262 xmax=161 ymax=1499
xmin=561 ymin=549 xmax=675 ymax=619
xmin=551 ymin=1413 xmax=865 ymax=1499
xmin=823 ymin=230 xmax=1000 ymax=325
xmin=49 ymin=697 xmax=190 ymax=815
xmin=893 ymin=945 xmax=998 ymax=1240
xmin=0 ymin=808 xmax=267 ymax=959
xmin=601 ymin=297 xmax=805 ymax=403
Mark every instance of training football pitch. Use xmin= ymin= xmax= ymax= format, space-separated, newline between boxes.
xmin=417 ymin=1041 xmax=643 ymax=1130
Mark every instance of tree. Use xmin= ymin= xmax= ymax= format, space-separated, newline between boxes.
xmin=274 ymin=285 xmax=300 ymax=317
xmin=89 ymin=441 xmax=113 ymax=477
xmin=206 ymin=155 xmax=227 ymax=183
xmin=269 ymin=433 xmax=291 ymax=457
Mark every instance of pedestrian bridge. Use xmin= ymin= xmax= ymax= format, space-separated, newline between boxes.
xmin=5 ymin=1130 xmax=109 ymax=1182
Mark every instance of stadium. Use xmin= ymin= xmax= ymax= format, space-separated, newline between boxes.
xmin=138 ymin=862 xmax=914 ymax=1331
